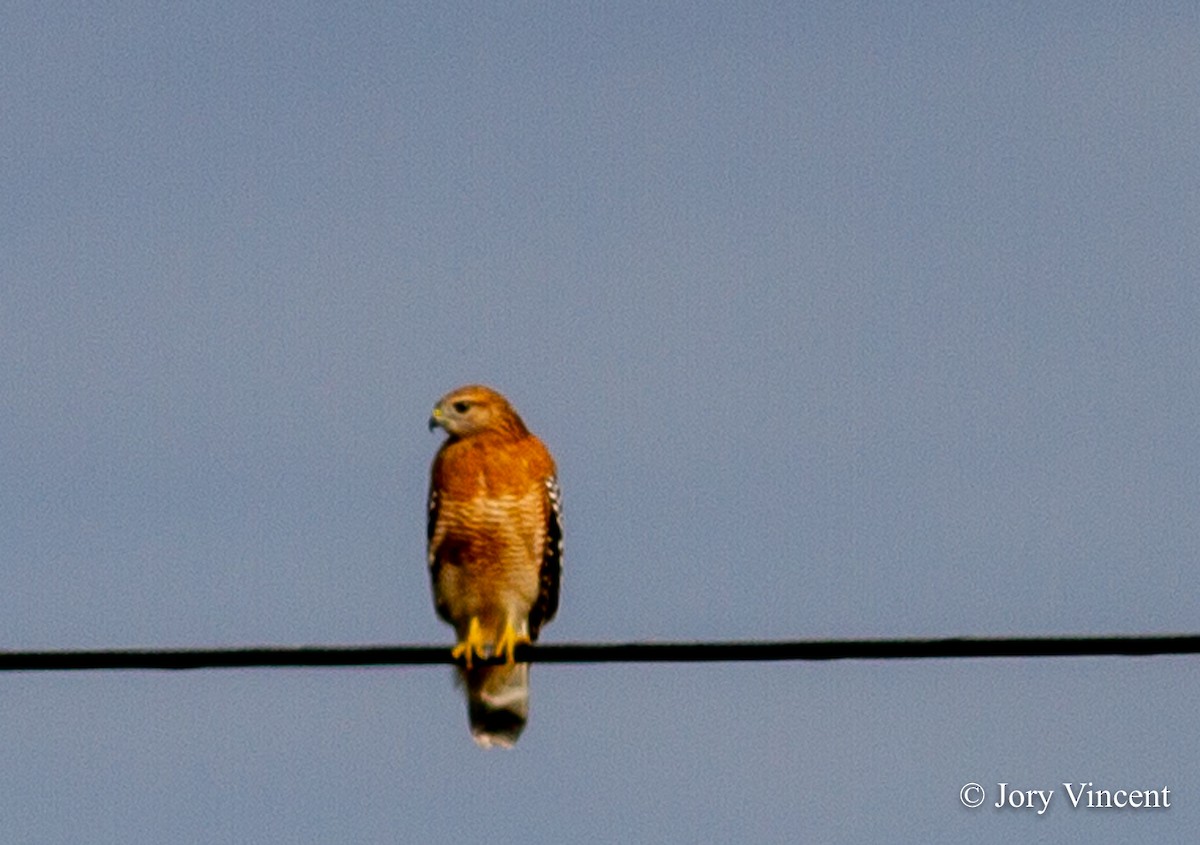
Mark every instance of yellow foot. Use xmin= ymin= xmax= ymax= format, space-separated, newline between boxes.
xmin=451 ymin=617 xmax=488 ymax=670
xmin=494 ymin=620 xmax=531 ymax=665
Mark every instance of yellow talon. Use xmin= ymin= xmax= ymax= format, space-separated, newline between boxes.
xmin=451 ymin=617 xmax=488 ymax=670
xmin=494 ymin=620 xmax=531 ymax=665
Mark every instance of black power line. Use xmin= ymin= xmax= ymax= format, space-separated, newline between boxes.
xmin=0 ymin=634 xmax=1196 ymax=672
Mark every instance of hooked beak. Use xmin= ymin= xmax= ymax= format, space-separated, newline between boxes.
xmin=428 ymin=406 xmax=443 ymax=432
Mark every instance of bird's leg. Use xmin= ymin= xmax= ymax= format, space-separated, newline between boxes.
xmin=451 ymin=617 xmax=488 ymax=670
xmin=493 ymin=619 xmax=531 ymax=665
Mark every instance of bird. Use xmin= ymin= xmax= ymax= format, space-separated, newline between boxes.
xmin=426 ymin=384 xmax=562 ymax=747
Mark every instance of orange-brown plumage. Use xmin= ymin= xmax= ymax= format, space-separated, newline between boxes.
xmin=426 ymin=385 xmax=562 ymax=747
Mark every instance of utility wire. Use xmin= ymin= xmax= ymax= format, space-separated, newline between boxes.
xmin=0 ymin=634 xmax=1196 ymax=672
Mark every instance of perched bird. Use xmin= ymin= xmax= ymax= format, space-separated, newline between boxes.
xmin=426 ymin=385 xmax=562 ymax=747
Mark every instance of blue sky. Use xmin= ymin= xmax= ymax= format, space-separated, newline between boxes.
xmin=2 ymin=3 xmax=1198 ymax=842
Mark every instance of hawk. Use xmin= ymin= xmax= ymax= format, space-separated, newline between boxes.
xmin=426 ymin=385 xmax=562 ymax=747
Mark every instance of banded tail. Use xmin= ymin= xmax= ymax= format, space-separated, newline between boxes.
xmin=462 ymin=662 xmax=530 ymax=748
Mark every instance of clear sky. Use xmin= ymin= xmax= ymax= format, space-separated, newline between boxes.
xmin=2 ymin=2 xmax=1197 ymax=842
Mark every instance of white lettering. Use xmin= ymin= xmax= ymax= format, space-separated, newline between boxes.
xmin=994 ymin=783 xmax=1053 ymax=814
xmin=1032 ymin=789 xmax=1052 ymax=815
xmin=1063 ymin=783 xmax=1170 ymax=810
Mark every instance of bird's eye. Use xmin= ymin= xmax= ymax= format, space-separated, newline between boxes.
xmin=452 ymin=401 xmax=470 ymax=413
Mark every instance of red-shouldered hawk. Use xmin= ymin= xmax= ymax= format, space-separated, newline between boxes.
xmin=426 ymin=385 xmax=562 ymax=748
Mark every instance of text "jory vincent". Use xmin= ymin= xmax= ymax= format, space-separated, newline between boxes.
xmin=995 ymin=782 xmax=1171 ymax=815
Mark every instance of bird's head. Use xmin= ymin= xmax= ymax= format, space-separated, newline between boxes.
xmin=429 ymin=384 xmax=528 ymax=439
